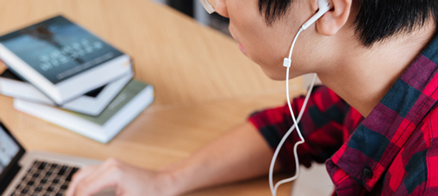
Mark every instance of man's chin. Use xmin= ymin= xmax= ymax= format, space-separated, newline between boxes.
xmin=261 ymin=67 xmax=306 ymax=81
xmin=261 ymin=69 xmax=287 ymax=81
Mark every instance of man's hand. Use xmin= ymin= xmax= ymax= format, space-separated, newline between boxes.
xmin=66 ymin=158 xmax=177 ymax=196
xmin=66 ymin=122 xmax=276 ymax=196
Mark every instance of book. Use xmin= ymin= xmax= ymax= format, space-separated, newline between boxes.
xmin=0 ymin=15 xmax=133 ymax=105
xmin=0 ymin=68 xmax=133 ymax=116
xmin=13 ymin=80 xmax=154 ymax=143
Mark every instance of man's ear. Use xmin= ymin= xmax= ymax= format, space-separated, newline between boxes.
xmin=315 ymin=0 xmax=352 ymax=36
xmin=215 ymin=0 xmax=229 ymax=18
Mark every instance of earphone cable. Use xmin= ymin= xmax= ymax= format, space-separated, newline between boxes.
xmin=269 ymin=27 xmax=317 ymax=196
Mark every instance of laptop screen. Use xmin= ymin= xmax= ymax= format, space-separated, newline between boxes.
xmin=0 ymin=122 xmax=25 ymax=192
xmin=0 ymin=126 xmax=20 ymax=175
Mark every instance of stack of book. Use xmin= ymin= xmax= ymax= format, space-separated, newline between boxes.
xmin=0 ymin=16 xmax=154 ymax=143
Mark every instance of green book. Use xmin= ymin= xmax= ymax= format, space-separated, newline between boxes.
xmin=13 ymin=80 xmax=154 ymax=143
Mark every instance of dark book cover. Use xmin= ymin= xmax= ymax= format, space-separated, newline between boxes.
xmin=0 ymin=15 xmax=124 ymax=84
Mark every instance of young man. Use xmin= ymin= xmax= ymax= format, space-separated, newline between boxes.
xmin=67 ymin=0 xmax=438 ymax=195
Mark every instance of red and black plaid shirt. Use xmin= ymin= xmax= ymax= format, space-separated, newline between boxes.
xmin=249 ymin=36 xmax=438 ymax=195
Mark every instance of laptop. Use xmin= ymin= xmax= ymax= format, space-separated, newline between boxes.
xmin=0 ymin=121 xmax=114 ymax=196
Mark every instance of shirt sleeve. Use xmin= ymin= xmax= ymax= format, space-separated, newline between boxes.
xmin=248 ymin=85 xmax=363 ymax=172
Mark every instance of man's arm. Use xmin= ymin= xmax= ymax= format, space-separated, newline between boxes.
xmin=66 ymin=86 xmax=359 ymax=196
xmin=66 ymin=122 xmax=280 ymax=196
xmin=166 ymin=122 xmax=280 ymax=195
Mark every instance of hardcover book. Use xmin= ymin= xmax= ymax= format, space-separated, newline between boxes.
xmin=0 ymin=15 xmax=133 ymax=105
xmin=0 ymin=68 xmax=132 ymax=116
xmin=14 ymin=80 xmax=154 ymax=143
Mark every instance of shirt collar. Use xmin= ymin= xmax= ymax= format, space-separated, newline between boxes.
xmin=329 ymin=35 xmax=438 ymax=191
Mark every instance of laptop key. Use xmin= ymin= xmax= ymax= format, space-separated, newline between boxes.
xmin=53 ymin=178 xmax=60 ymax=184
xmin=32 ymin=173 xmax=40 ymax=178
xmin=41 ymin=178 xmax=48 ymax=184
xmin=66 ymin=167 xmax=79 ymax=181
xmin=38 ymin=162 xmax=47 ymax=170
xmin=46 ymin=171 xmax=53 ymax=176
xmin=35 ymin=186 xmax=42 ymax=192
xmin=47 ymin=186 xmax=55 ymax=192
xmin=58 ymin=166 xmax=69 ymax=176
xmin=21 ymin=188 xmax=29 ymax=194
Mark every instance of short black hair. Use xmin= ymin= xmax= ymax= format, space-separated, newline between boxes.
xmin=258 ymin=0 xmax=438 ymax=47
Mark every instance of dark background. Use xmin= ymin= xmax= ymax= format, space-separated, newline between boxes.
xmin=167 ymin=0 xmax=230 ymax=36
xmin=168 ymin=0 xmax=193 ymax=17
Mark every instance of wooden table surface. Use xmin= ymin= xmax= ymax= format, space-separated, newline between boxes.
xmin=0 ymin=0 xmax=304 ymax=195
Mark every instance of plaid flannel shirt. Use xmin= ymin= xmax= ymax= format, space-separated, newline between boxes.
xmin=249 ymin=36 xmax=438 ymax=195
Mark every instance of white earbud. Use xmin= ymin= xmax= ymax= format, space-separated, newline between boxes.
xmin=283 ymin=0 xmax=330 ymax=68
xmin=302 ymin=0 xmax=331 ymax=30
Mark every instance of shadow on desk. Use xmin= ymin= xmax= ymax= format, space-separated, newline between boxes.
xmin=185 ymin=174 xmax=292 ymax=196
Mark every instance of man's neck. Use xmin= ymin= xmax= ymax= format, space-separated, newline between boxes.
xmin=318 ymin=23 xmax=437 ymax=117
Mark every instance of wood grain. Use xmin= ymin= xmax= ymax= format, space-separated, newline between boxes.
xmin=0 ymin=60 xmax=6 ymax=74
xmin=0 ymin=1 xmax=305 ymax=195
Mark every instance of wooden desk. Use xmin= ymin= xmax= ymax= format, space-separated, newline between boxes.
xmin=0 ymin=0 xmax=304 ymax=195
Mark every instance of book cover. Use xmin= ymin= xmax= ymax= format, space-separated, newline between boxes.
xmin=0 ymin=15 xmax=133 ymax=105
xmin=0 ymin=15 xmax=123 ymax=84
xmin=14 ymin=80 xmax=154 ymax=143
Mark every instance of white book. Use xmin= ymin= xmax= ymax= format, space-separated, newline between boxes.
xmin=0 ymin=68 xmax=132 ymax=116
xmin=0 ymin=15 xmax=133 ymax=105
xmin=14 ymin=80 xmax=154 ymax=143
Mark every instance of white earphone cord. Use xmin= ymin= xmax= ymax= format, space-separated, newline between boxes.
xmin=269 ymin=27 xmax=318 ymax=196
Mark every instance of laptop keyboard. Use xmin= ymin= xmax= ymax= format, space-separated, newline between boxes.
xmin=10 ymin=160 xmax=80 ymax=196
